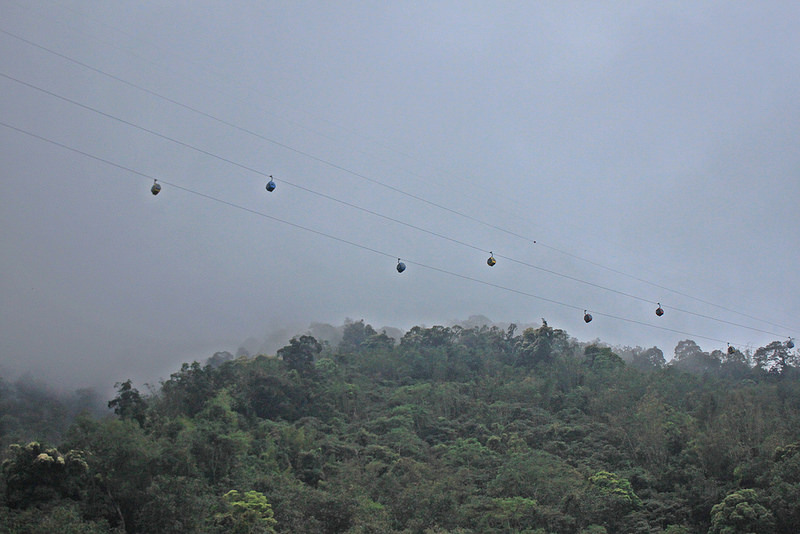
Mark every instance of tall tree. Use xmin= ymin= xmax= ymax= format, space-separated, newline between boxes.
xmin=277 ymin=336 xmax=322 ymax=378
xmin=768 ymin=442 xmax=800 ymax=534
xmin=514 ymin=323 xmax=567 ymax=367
xmin=630 ymin=346 xmax=666 ymax=371
xmin=338 ymin=320 xmax=377 ymax=354
xmin=215 ymin=490 xmax=278 ymax=534
xmin=108 ymin=380 xmax=147 ymax=427
xmin=671 ymin=340 xmax=719 ymax=374
xmin=754 ymin=341 xmax=798 ymax=375
xmin=708 ymin=489 xmax=775 ymax=534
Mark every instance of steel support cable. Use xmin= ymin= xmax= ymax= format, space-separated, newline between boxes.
xmin=5 ymin=23 xmax=791 ymax=334
xmin=410 ymin=260 xmax=739 ymax=345
xmin=11 ymin=0 xmax=372 ymax=152
xmin=2 ymin=25 xmax=792 ymax=335
xmin=495 ymin=252 xmax=792 ymax=337
xmin=495 ymin=254 xmax=791 ymax=338
xmin=1 ymin=71 xmax=795 ymax=341
xmin=0 ymin=71 xmax=484 ymax=252
xmin=533 ymin=241 xmax=795 ymax=333
xmin=0 ymin=118 xmax=750 ymax=347
xmin=12 ymin=1 xmax=509 ymax=212
xmin=0 ymin=27 xmax=533 ymax=241
xmin=1 ymin=27 xmax=796 ymax=336
xmin=0 ymin=119 xmax=394 ymax=260
xmin=2 ymin=25 xmax=792 ymax=334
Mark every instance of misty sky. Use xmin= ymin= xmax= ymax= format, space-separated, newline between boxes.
xmin=2 ymin=1 xmax=799 ymax=391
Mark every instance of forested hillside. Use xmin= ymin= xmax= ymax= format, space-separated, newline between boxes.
xmin=2 ymin=321 xmax=800 ymax=533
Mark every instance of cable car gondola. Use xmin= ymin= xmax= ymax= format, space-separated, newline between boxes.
xmin=584 ymin=310 xmax=593 ymax=323
xmin=266 ymin=175 xmax=276 ymax=192
xmin=396 ymin=259 xmax=406 ymax=273
xmin=655 ymin=303 xmax=664 ymax=317
xmin=150 ymin=179 xmax=161 ymax=195
xmin=788 ymin=338 xmax=795 ymax=349
xmin=727 ymin=344 xmax=736 ymax=355
xmin=487 ymin=253 xmax=496 ymax=267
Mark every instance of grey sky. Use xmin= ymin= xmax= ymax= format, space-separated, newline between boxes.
xmin=2 ymin=1 xmax=799 ymax=391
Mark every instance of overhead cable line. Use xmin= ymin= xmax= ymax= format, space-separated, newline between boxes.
xmin=5 ymin=20 xmax=789 ymax=335
xmin=0 ymin=27 xmax=530 ymax=241
xmin=0 ymin=27 xmax=794 ymax=335
xmin=2 ymin=67 xmax=795 ymax=340
xmin=0 ymin=119 xmax=394 ymax=260
xmin=0 ymin=72 xmax=484 ymax=247
xmin=13 ymin=0 xmax=358 ymax=152
xmin=25 ymin=0 xmax=540 ymax=234
xmin=0 ymin=118 xmax=755 ymax=347
xmin=19 ymin=0 xmax=466 ymax=182
xmin=497 ymin=251 xmax=793 ymax=337
xmin=532 ymin=241 xmax=795 ymax=333
xmin=2 ymin=70 xmax=793 ymax=341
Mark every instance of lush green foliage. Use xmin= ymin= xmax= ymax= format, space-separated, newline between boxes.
xmin=2 ymin=321 xmax=800 ymax=533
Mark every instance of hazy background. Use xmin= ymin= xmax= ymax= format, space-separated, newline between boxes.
xmin=2 ymin=1 xmax=799 ymax=393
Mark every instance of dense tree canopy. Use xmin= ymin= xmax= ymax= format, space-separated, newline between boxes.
xmin=2 ymin=321 xmax=800 ymax=532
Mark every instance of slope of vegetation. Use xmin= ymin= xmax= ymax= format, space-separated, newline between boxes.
xmin=2 ymin=320 xmax=800 ymax=533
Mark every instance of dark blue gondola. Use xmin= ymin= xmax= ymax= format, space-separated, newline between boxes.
xmin=151 ymin=180 xmax=161 ymax=195
xmin=788 ymin=338 xmax=795 ymax=349
xmin=396 ymin=259 xmax=406 ymax=273
xmin=584 ymin=310 xmax=592 ymax=323
xmin=266 ymin=175 xmax=276 ymax=192
xmin=655 ymin=303 xmax=664 ymax=317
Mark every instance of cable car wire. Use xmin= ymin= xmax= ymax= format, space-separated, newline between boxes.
xmin=534 ymin=240 xmax=795 ymax=333
xmin=2 ymin=25 xmax=792 ymax=335
xmin=0 ymin=119 xmax=395 ymax=259
xmin=0 ymin=27 xmax=530 ymax=239
xmin=0 ymin=118 xmax=776 ymax=348
xmin=0 ymin=69 xmax=489 ymax=254
xmin=0 ymin=70 xmax=795 ymax=340
xmin=4 ymin=3 xmax=540 ymax=231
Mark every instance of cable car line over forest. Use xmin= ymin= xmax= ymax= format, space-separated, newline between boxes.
xmin=1 ymin=26 xmax=793 ymax=337
xmin=1 ymin=117 xmax=794 ymax=354
xmin=1 ymin=72 xmax=796 ymax=342
xmin=1 ymin=70 xmax=793 ymax=344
